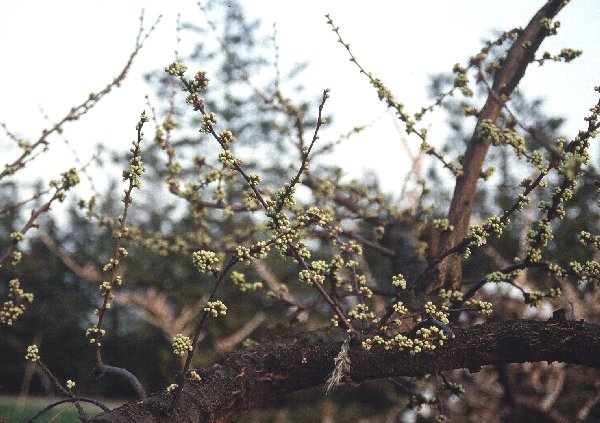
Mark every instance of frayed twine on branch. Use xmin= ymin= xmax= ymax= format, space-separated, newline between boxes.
xmin=324 ymin=336 xmax=351 ymax=395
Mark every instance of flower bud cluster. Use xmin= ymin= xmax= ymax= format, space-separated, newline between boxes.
xmin=25 ymin=344 xmax=40 ymax=362
xmin=172 ymin=333 xmax=193 ymax=356
xmin=230 ymin=271 xmax=263 ymax=292
xmin=193 ymin=250 xmax=220 ymax=273
xmin=1 ymin=279 xmax=33 ymax=326
xmin=204 ymin=300 xmax=227 ymax=317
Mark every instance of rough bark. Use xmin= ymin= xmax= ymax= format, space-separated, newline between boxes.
xmin=435 ymin=0 xmax=569 ymax=291
xmin=91 ymin=317 xmax=600 ymax=422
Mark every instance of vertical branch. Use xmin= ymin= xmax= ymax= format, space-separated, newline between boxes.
xmin=434 ymin=0 xmax=569 ymax=291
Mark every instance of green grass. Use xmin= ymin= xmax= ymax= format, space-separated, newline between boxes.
xmin=0 ymin=396 xmax=109 ymax=422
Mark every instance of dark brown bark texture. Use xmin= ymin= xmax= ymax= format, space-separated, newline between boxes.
xmin=92 ymin=317 xmax=600 ymax=422
xmin=436 ymin=0 xmax=568 ymax=291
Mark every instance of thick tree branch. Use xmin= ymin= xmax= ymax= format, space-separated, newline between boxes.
xmin=436 ymin=0 xmax=568 ymax=291
xmin=91 ymin=317 xmax=600 ymax=422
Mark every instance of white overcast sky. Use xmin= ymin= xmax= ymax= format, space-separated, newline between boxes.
xmin=1 ymin=1 xmax=599 ymax=196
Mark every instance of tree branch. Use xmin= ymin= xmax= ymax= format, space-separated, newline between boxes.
xmin=94 ymin=364 xmax=147 ymax=400
xmin=436 ymin=0 xmax=568 ymax=291
xmin=91 ymin=317 xmax=600 ymax=422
